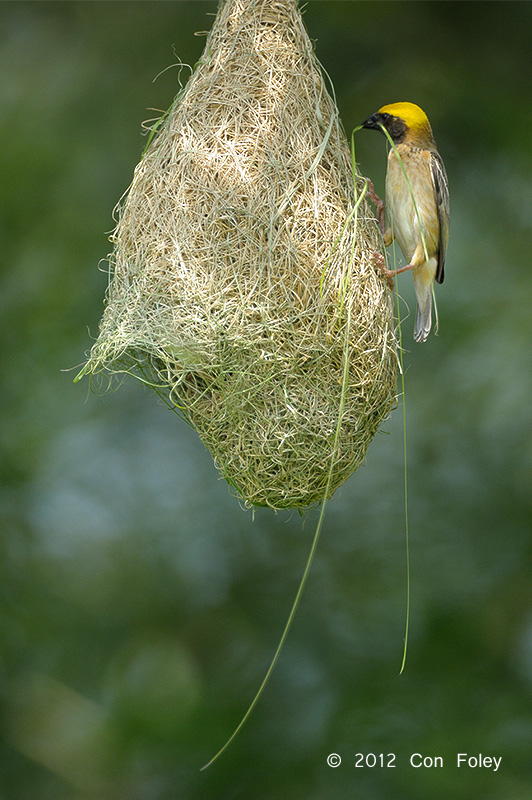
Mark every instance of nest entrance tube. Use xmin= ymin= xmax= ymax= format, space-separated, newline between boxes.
xmin=79 ymin=0 xmax=397 ymax=509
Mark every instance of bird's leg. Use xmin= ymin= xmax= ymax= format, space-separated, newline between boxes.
xmin=363 ymin=177 xmax=386 ymax=236
xmin=390 ymin=262 xmax=417 ymax=276
xmin=375 ymin=259 xmax=418 ymax=286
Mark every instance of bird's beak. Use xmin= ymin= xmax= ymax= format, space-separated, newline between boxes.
xmin=361 ymin=113 xmax=381 ymax=130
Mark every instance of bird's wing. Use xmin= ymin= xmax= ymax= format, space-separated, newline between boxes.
xmin=430 ymin=150 xmax=450 ymax=284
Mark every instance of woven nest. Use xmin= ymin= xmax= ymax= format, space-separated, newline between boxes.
xmin=79 ymin=0 xmax=397 ymax=510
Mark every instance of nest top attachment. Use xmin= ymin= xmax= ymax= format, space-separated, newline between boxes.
xmin=80 ymin=0 xmax=397 ymax=509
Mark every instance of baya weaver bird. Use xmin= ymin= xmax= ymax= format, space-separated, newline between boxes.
xmin=361 ymin=102 xmax=450 ymax=342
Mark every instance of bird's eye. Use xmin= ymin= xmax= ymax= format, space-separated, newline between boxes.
xmin=380 ymin=113 xmax=391 ymax=122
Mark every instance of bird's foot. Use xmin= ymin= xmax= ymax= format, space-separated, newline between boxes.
xmin=363 ymin=177 xmax=386 ymax=236
xmin=371 ymin=250 xmax=395 ymax=290
xmin=371 ymin=252 xmax=419 ymax=289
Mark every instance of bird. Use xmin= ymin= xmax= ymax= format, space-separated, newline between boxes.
xmin=361 ymin=102 xmax=450 ymax=342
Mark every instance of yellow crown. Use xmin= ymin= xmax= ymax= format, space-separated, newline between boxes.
xmin=378 ymin=102 xmax=430 ymax=131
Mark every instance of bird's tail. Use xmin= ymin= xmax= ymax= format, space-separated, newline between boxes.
xmin=413 ymin=265 xmax=435 ymax=343
xmin=414 ymin=299 xmax=432 ymax=343
xmin=414 ymin=258 xmax=436 ymax=342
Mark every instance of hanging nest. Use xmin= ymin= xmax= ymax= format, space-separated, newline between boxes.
xmin=78 ymin=0 xmax=397 ymax=510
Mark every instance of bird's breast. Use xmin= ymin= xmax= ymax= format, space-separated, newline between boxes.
xmin=385 ymin=148 xmax=438 ymax=262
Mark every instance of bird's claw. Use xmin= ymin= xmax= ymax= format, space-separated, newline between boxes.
xmin=370 ymin=250 xmax=395 ymax=290
xmin=363 ymin=177 xmax=386 ymax=237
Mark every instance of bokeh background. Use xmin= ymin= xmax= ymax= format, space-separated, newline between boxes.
xmin=2 ymin=1 xmax=532 ymax=798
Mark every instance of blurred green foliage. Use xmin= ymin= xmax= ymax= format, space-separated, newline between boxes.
xmin=1 ymin=2 xmax=532 ymax=798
